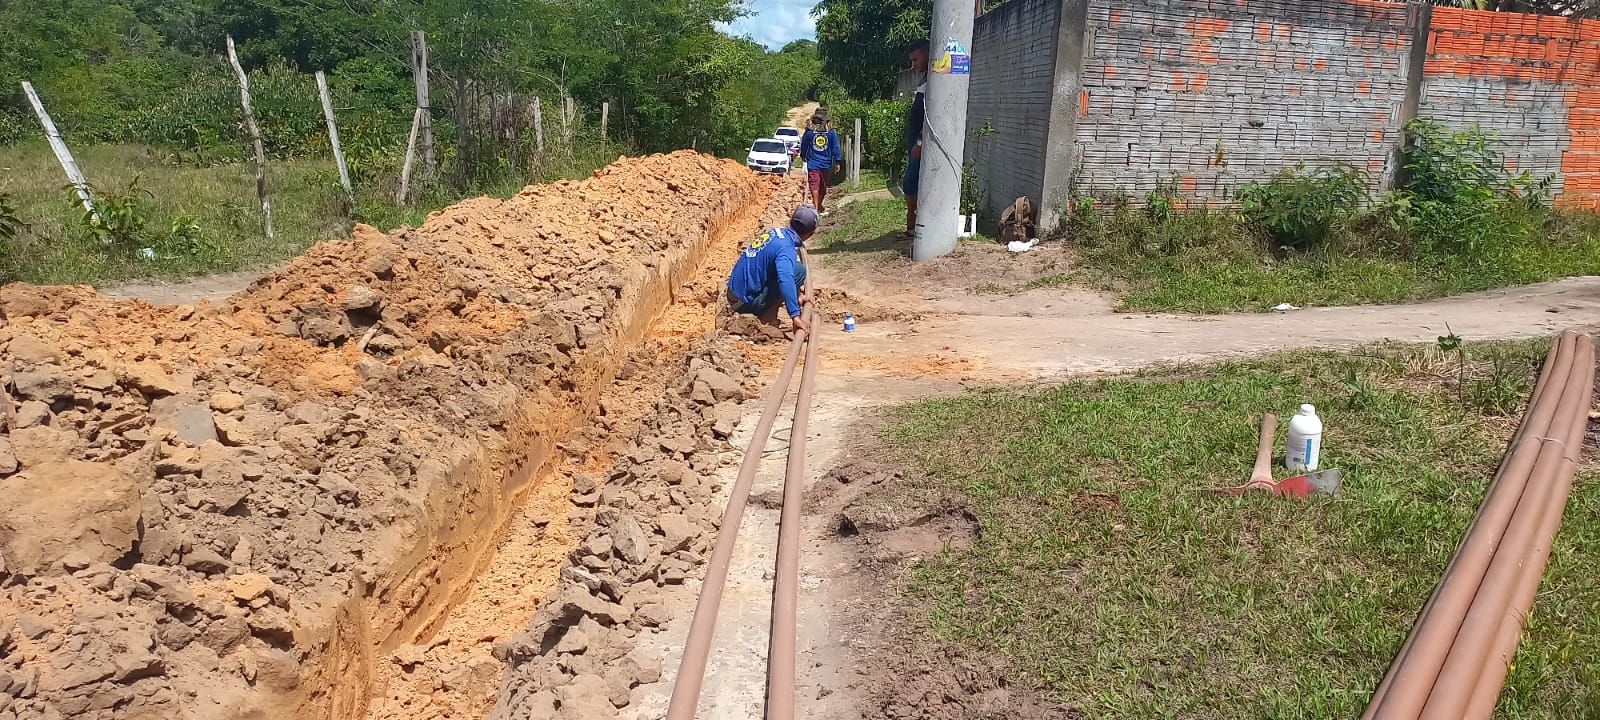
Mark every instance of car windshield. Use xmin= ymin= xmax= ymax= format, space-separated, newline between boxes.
xmin=775 ymin=128 xmax=800 ymax=138
xmin=752 ymin=140 xmax=786 ymax=154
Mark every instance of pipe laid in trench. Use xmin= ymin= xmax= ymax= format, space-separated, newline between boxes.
xmin=766 ymin=247 xmax=821 ymax=720
xmin=666 ymin=241 xmax=819 ymax=720
xmin=1365 ymin=330 xmax=1595 ymax=719
xmin=1363 ymin=333 xmax=1575 ymax=719
xmin=665 ymin=326 xmax=805 ymax=720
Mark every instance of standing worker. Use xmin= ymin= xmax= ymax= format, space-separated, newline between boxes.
xmin=726 ymin=206 xmax=818 ymax=337
xmin=800 ymin=109 xmax=843 ymax=216
xmin=903 ymin=39 xmax=930 ymax=238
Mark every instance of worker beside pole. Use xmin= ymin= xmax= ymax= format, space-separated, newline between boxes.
xmin=913 ymin=0 xmax=975 ymax=262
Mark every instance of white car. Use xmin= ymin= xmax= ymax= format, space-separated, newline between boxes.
xmin=745 ymin=138 xmax=792 ymax=175
xmin=774 ymin=126 xmax=802 ymax=154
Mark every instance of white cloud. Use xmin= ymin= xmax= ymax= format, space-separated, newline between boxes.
xmin=720 ymin=0 xmax=819 ymax=51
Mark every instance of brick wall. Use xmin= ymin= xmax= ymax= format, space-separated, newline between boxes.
xmin=966 ymin=0 xmax=1061 ymax=218
xmin=968 ymin=0 xmax=1600 ymax=217
xmin=1070 ymin=0 xmax=1416 ymax=202
xmin=1420 ymin=7 xmax=1600 ymax=208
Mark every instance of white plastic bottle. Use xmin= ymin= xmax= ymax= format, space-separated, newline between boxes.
xmin=1285 ymin=404 xmax=1323 ymax=473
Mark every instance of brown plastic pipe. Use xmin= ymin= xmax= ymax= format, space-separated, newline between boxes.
xmin=1464 ymin=338 xmax=1594 ymax=718
xmin=1421 ymin=336 xmax=1595 ymax=719
xmin=665 ymin=327 xmax=805 ymax=720
xmin=1363 ymin=333 xmax=1575 ymax=719
xmin=666 ymin=236 xmax=818 ymax=720
xmin=766 ymin=295 xmax=819 ymax=720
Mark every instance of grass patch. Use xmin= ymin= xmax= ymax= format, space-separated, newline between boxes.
xmin=0 ymin=139 xmax=626 ymax=286
xmin=883 ymin=339 xmax=1599 ymax=718
xmin=1069 ymin=204 xmax=1600 ymax=314
xmin=811 ymin=196 xmax=1006 ymax=274
xmin=0 ymin=142 xmax=345 ymax=285
xmin=835 ymin=168 xmax=889 ymax=194
xmin=811 ymin=197 xmax=906 ymax=268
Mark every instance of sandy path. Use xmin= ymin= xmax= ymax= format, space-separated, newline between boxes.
xmin=103 ymin=269 xmax=262 ymax=304
xmin=835 ymin=275 xmax=1600 ymax=380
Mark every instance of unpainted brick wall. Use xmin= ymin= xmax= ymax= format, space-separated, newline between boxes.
xmin=967 ymin=0 xmax=1061 ymax=218
xmin=972 ymin=0 xmax=1600 ymax=213
xmin=1072 ymin=0 xmax=1415 ymax=202
xmin=1420 ymin=7 xmax=1600 ymax=208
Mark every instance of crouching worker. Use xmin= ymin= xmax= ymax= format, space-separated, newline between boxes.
xmin=726 ymin=206 xmax=818 ymax=337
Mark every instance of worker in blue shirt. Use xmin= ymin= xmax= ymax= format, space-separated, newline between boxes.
xmin=726 ymin=206 xmax=818 ymax=336
xmin=800 ymin=109 xmax=843 ymax=215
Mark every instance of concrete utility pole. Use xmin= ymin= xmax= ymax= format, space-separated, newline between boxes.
xmin=913 ymin=0 xmax=974 ymax=262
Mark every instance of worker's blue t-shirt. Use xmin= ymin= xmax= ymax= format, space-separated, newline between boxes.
xmin=727 ymin=227 xmax=804 ymax=318
xmin=799 ymin=128 xmax=841 ymax=170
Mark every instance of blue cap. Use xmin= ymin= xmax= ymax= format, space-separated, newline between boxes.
xmin=791 ymin=205 xmax=819 ymax=236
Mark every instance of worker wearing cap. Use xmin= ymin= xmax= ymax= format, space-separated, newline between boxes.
xmin=726 ymin=206 xmax=817 ymax=336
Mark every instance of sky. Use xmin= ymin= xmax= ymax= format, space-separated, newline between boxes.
xmin=720 ymin=0 xmax=820 ymax=51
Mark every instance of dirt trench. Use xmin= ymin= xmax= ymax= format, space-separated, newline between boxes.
xmin=365 ymin=171 xmax=807 ymax=720
xmin=0 ymin=152 xmax=790 ymax=720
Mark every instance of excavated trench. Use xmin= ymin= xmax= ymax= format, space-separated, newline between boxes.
xmin=364 ymin=170 xmax=804 ymax=720
xmin=0 ymin=153 xmax=794 ymax=720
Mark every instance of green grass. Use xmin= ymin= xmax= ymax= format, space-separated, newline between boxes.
xmin=0 ymin=142 xmax=346 ymax=285
xmin=835 ymin=168 xmax=889 ymax=194
xmin=882 ymin=340 xmax=1600 ymax=718
xmin=0 ymin=139 xmax=628 ymax=286
xmin=1072 ymin=206 xmax=1600 ymax=314
xmin=811 ymin=197 xmax=906 ymax=268
xmin=810 ymin=196 xmax=1004 ymax=272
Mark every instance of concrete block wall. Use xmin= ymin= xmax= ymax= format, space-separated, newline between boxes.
xmin=1070 ymin=0 xmax=1416 ymax=202
xmin=1419 ymin=7 xmax=1600 ymax=208
xmin=966 ymin=0 xmax=1062 ymax=218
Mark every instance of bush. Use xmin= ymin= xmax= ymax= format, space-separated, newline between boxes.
xmin=1239 ymin=164 xmax=1368 ymax=250
xmin=825 ymin=97 xmax=910 ymax=177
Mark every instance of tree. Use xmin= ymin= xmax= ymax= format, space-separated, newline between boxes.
xmin=813 ymin=0 xmax=930 ymax=99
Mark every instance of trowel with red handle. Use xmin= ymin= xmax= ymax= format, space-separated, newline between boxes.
xmin=1212 ymin=413 xmax=1343 ymax=497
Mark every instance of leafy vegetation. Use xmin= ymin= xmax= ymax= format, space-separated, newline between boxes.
xmin=883 ymin=339 xmax=1599 ymax=718
xmin=822 ymin=97 xmax=911 ymax=178
xmin=0 ymin=138 xmax=625 ymax=285
xmin=1239 ymin=164 xmax=1367 ymax=251
xmin=1070 ymin=121 xmax=1600 ymax=313
xmin=0 ymin=0 xmax=822 ymax=284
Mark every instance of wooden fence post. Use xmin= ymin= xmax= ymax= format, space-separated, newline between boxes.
xmin=854 ymin=117 xmax=864 ymax=187
xmin=533 ymin=96 xmax=545 ymax=154
xmin=601 ymin=101 xmax=609 ymax=141
xmin=411 ymin=31 xmax=436 ymax=177
xmin=315 ymin=71 xmax=353 ymax=205
xmin=226 ymin=36 xmax=274 ymax=240
xmin=19 ymin=81 xmax=97 ymax=223
xmin=397 ymin=107 xmax=424 ymax=203
xmin=562 ymin=96 xmax=575 ymax=147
